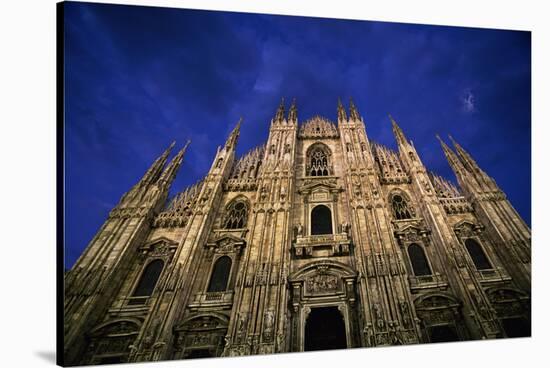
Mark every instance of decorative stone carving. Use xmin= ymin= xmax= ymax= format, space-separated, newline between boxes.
xmin=298 ymin=116 xmax=339 ymax=138
xmin=305 ymin=273 xmax=339 ymax=294
xmin=399 ymin=301 xmax=412 ymax=329
xmin=295 ymin=223 xmax=303 ymax=237
xmin=262 ymin=310 xmax=275 ymax=341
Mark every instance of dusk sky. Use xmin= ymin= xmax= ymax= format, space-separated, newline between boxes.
xmin=64 ymin=1 xmax=531 ymax=268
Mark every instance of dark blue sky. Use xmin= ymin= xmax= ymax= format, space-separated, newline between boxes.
xmin=64 ymin=2 xmax=531 ymax=268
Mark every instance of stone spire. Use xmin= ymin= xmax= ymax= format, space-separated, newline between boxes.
xmin=389 ymin=114 xmax=409 ymax=148
xmin=349 ymin=97 xmax=360 ymax=121
xmin=449 ymin=135 xmax=481 ymax=173
xmin=337 ymin=98 xmax=347 ymax=122
xmin=436 ymin=135 xmax=467 ymax=177
xmin=274 ymin=97 xmax=285 ymax=123
xmin=158 ymin=140 xmax=191 ymax=187
xmin=287 ymin=98 xmax=297 ymax=123
xmin=224 ymin=118 xmax=242 ymax=151
xmin=140 ymin=141 xmax=175 ymax=186
xmin=448 ymin=135 xmax=498 ymax=191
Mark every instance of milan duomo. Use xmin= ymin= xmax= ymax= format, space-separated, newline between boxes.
xmin=64 ymin=99 xmax=531 ymax=365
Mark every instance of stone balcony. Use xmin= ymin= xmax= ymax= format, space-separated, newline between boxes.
xmin=294 ymin=232 xmax=351 ymax=258
xmin=188 ymin=291 xmax=234 ymax=310
xmin=475 ymin=267 xmax=511 ymax=283
xmin=408 ymin=273 xmax=448 ymax=291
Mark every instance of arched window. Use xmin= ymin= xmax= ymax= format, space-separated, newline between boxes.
xmin=464 ymin=238 xmax=492 ymax=270
xmin=407 ymin=243 xmax=431 ymax=276
xmin=391 ymin=194 xmax=412 ymax=220
xmin=207 ymin=256 xmax=232 ymax=292
xmin=307 ymin=144 xmax=332 ymax=176
xmin=311 ymin=205 xmax=333 ymax=235
xmin=223 ymin=200 xmax=248 ymax=229
xmin=130 ymin=259 xmax=164 ymax=304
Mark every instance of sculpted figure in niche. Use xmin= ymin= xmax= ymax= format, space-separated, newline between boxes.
xmin=295 ymin=223 xmax=303 ymax=236
xmin=341 ymin=222 xmax=349 ymax=234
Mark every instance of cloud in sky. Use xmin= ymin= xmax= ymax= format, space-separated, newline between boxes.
xmin=462 ymin=90 xmax=476 ymax=113
xmin=64 ymin=2 xmax=531 ymax=268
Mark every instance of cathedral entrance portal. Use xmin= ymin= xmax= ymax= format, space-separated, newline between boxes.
xmin=304 ymin=307 xmax=347 ymax=351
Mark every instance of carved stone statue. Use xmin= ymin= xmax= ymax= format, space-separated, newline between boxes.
xmin=295 ymin=223 xmax=303 ymax=236
xmin=341 ymin=222 xmax=349 ymax=234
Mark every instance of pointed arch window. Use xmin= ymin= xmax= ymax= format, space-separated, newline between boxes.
xmin=464 ymin=238 xmax=492 ymax=270
xmin=407 ymin=243 xmax=432 ymax=276
xmin=307 ymin=145 xmax=332 ymax=176
xmin=391 ymin=194 xmax=412 ymax=220
xmin=223 ymin=200 xmax=248 ymax=229
xmin=129 ymin=259 xmax=164 ymax=304
xmin=311 ymin=205 xmax=333 ymax=235
xmin=207 ymin=256 xmax=232 ymax=292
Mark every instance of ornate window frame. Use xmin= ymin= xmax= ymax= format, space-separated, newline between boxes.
xmin=453 ymin=221 xmax=494 ymax=271
xmin=127 ymin=259 xmax=165 ymax=306
xmin=221 ymin=196 xmax=250 ymax=230
xmin=305 ymin=142 xmax=333 ymax=177
xmin=83 ymin=318 xmax=141 ymax=364
xmin=388 ymin=190 xmax=416 ymax=221
xmin=126 ymin=237 xmax=177 ymax=306
xmin=197 ymin=233 xmax=247 ymax=303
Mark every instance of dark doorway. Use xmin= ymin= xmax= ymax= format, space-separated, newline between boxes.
xmin=429 ymin=325 xmax=460 ymax=343
xmin=311 ymin=205 xmax=333 ymax=235
xmin=304 ymin=306 xmax=347 ymax=351
xmin=187 ymin=349 xmax=213 ymax=359
xmin=502 ymin=318 xmax=531 ymax=338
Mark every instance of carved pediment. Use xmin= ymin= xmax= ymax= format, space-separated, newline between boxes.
xmin=393 ymin=221 xmax=430 ymax=244
xmin=175 ymin=313 xmax=229 ymax=332
xmin=453 ymin=220 xmax=483 ymax=238
xmin=206 ymin=233 xmax=246 ymax=254
xmin=89 ymin=318 xmax=141 ymax=338
xmin=288 ymin=259 xmax=357 ymax=282
xmin=299 ymin=177 xmax=339 ymax=191
xmin=143 ymin=236 xmax=178 ymax=248
xmin=414 ymin=293 xmax=461 ymax=311
xmin=139 ymin=237 xmax=179 ymax=258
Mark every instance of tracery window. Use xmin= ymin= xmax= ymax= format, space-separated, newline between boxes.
xmin=464 ymin=238 xmax=492 ymax=270
xmin=391 ymin=194 xmax=412 ymax=220
xmin=129 ymin=259 xmax=164 ymax=304
xmin=207 ymin=256 xmax=232 ymax=292
xmin=407 ymin=243 xmax=432 ymax=276
xmin=307 ymin=145 xmax=332 ymax=176
xmin=223 ymin=199 xmax=248 ymax=229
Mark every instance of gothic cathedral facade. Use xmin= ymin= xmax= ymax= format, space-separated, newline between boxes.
xmin=64 ymin=100 xmax=531 ymax=365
